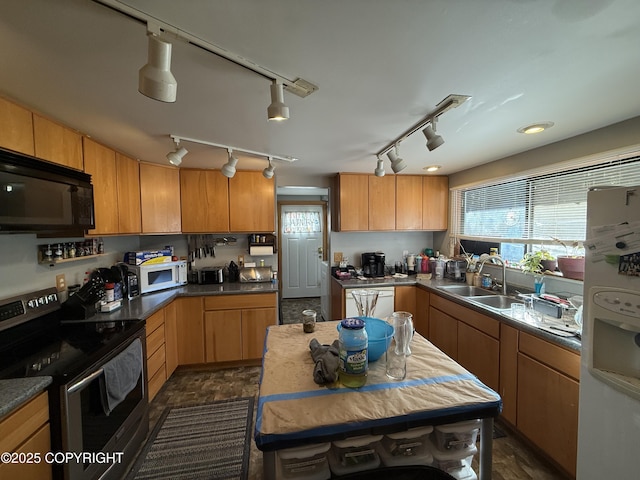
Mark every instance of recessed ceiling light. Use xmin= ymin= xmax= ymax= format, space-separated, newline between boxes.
xmin=423 ymin=165 xmax=441 ymax=172
xmin=518 ymin=122 xmax=554 ymax=134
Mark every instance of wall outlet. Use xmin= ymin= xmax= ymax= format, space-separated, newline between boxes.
xmin=334 ymin=252 xmax=343 ymax=263
xmin=238 ymin=255 xmax=244 ymax=267
xmin=55 ymin=273 xmax=66 ymax=292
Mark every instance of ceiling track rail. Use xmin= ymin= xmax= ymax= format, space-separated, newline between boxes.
xmin=376 ymin=94 xmax=470 ymax=157
xmin=92 ymin=0 xmax=318 ymax=97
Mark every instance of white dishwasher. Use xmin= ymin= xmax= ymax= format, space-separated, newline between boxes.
xmin=345 ymin=286 xmax=395 ymax=319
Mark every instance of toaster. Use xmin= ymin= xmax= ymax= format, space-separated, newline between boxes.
xmin=198 ymin=267 xmax=224 ymax=284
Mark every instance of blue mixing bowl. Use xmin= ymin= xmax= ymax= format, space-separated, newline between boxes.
xmin=337 ymin=317 xmax=394 ymax=362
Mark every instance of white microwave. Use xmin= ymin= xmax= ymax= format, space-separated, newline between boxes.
xmin=131 ymin=260 xmax=187 ymax=294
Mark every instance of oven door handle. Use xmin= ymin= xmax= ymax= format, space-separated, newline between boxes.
xmin=68 ymin=367 xmax=104 ymax=394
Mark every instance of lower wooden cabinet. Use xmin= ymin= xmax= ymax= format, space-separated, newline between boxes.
xmin=203 ymin=293 xmax=277 ymax=362
xmin=145 ymin=309 xmax=166 ymax=402
xmin=414 ymin=288 xmax=429 ymax=337
xmin=394 ymin=285 xmax=416 ymax=316
xmin=428 ymin=306 xmax=458 ymax=359
xmin=428 ymin=294 xmax=500 ymax=391
xmin=176 ymin=297 xmax=205 ymax=365
xmin=164 ymin=300 xmax=178 ymax=378
xmin=241 ymin=309 xmax=277 ymax=359
xmin=517 ymin=332 xmax=580 ymax=477
xmin=0 ymin=391 xmax=52 ymax=480
xmin=499 ymin=323 xmax=519 ymax=426
xmin=457 ymin=321 xmax=499 ymax=391
xmin=425 ymin=290 xmax=580 ymax=477
xmin=204 ymin=309 xmax=243 ymax=362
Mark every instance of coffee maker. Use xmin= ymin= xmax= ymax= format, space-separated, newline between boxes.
xmin=361 ymin=252 xmax=385 ymax=278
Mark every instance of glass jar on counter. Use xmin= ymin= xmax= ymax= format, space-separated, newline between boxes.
xmin=338 ymin=318 xmax=368 ymax=388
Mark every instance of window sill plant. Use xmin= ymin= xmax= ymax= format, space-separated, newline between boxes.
xmin=519 ymin=249 xmax=557 ymax=274
xmin=552 ymin=238 xmax=585 ymax=280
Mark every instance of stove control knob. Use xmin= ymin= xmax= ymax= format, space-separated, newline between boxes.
xmin=27 ymin=299 xmax=38 ymax=309
xmin=31 ymin=362 xmax=42 ymax=372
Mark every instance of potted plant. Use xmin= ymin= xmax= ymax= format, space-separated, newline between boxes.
xmin=552 ymin=238 xmax=585 ymax=280
xmin=518 ymin=249 xmax=556 ymax=274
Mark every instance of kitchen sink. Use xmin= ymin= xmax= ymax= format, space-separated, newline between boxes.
xmin=469 ymin=295 xmax=524 ymax=310
xmin=436 ymin=285 xmax=495 ymax=296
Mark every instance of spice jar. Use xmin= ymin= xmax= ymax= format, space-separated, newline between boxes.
xmin=104 ymin=282 xmax=115 ymax=302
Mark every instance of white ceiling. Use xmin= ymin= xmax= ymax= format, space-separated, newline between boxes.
xmin=1 ymin=0 xmax=639 ymax=181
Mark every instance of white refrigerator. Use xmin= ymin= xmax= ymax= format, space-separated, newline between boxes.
xmin=577 ymin=185 xmax=640 ymax=479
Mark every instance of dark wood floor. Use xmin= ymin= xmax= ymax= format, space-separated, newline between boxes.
xmin=135 ymin=366 xmax=566 ymax=480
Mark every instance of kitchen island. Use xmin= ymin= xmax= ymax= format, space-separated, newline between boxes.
xmin=255 ymin=321 xmax=501 ymax=479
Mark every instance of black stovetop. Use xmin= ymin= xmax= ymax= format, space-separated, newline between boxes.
xmin=0 ymin=288 xmax=144 ymax=384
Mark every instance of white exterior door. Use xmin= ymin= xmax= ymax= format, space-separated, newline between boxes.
xmin=281 ymin=205 xmax=323 ymax=298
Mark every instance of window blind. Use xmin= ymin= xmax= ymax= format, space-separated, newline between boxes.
xmin=451 ymin=156 xmax=640 ymax=245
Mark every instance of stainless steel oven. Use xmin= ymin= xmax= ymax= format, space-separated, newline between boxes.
xmin=0 ymin=288 xmax=149 ymax=480
xmin=58 ymin=328 xmax=148 ymax=480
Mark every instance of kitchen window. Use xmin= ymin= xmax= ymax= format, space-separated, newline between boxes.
xmin=282 ymin=210 xmax=321 ymax=234
xmin=451 ymin=154 xmax=640 ymax=263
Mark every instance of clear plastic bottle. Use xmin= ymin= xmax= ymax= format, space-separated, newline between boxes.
xmin=338 ymin=318 xmax=368 ymax=388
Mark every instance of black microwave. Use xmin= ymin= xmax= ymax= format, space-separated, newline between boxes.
xmin=0 ymin=148 xmax=95 ymax=236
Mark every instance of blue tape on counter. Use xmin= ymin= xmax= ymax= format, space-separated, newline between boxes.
xmin=258 ymin=372 xmax=477 ymax=405
xmin=254 ymin=372 xmax=500 ymax=440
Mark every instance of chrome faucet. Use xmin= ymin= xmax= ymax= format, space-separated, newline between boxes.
xmin=478 ymin=255 xmax=507 ymax=295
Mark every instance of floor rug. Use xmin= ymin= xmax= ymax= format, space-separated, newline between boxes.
xmin=128 ymin=397 xmax=254 ymax=480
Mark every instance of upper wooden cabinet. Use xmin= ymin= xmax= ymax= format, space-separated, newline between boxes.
xmin=180 ymin=169 xmax=230 ymax=233
xmin=369 ymin=175 xmax=396 ymax=230
xmin=0 ymin=96 xmax=34 ymax=155
xmin=115 ymin=153 xmax=142 ymax=234
xmin=83 ymin=137 xmax=119 ymax=235
xmin=140 ymin=162 xmax=181 ymax=233
xmin=229 ymin=171 xmax=275 ymax=232
xmin=334 ymin=173 xmax=369 ymax=231
xmin=396 ymin=175 xmax=424 ymax=230
xmin=84 ymin=139 xmax=141 ymax=235
xmin=334 ymin=173 xmax=449 ymax=231
xmin=33 ymin=114 xmax=83 ymax=170
xmin=422 ymin=176 xmax=448 ymax=230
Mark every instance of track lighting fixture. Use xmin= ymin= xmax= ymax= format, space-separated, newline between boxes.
xmin=221 ymin=149 xmax=239 ymax=178
xmin=267 ymin=80 xmax=290 ymax=121
xmin=166 ymin=138 xmax=188 ymax=166
xmin=376 ymin=94 xmax=470 ymax=164
xmin=387 ymin=146 xmax=407 ymax=174
xmin=374 ymin=157 xmax=385 ymax=177
xmin=263 ymin=157 xmax=276 ymax=179
xmin=138 ymin=28 xmax=177 ymax=103
xmin=423 ymin=118 xmax=444 ymax=151
xmin=169 ymin=135 xmax=298 ymax=166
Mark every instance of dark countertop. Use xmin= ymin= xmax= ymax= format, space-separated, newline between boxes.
xmin=332 ymin=275 xmax=418 ymax=288
xmin=89 ymin=281 xmax=279 ymax=322
xmin=2 ymin=282 xmax=278 ymax=417
xmin=0 ymin=377 xmax=52 ymax=418
xmin=332 ymin=275 xmax=581 ymax=353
